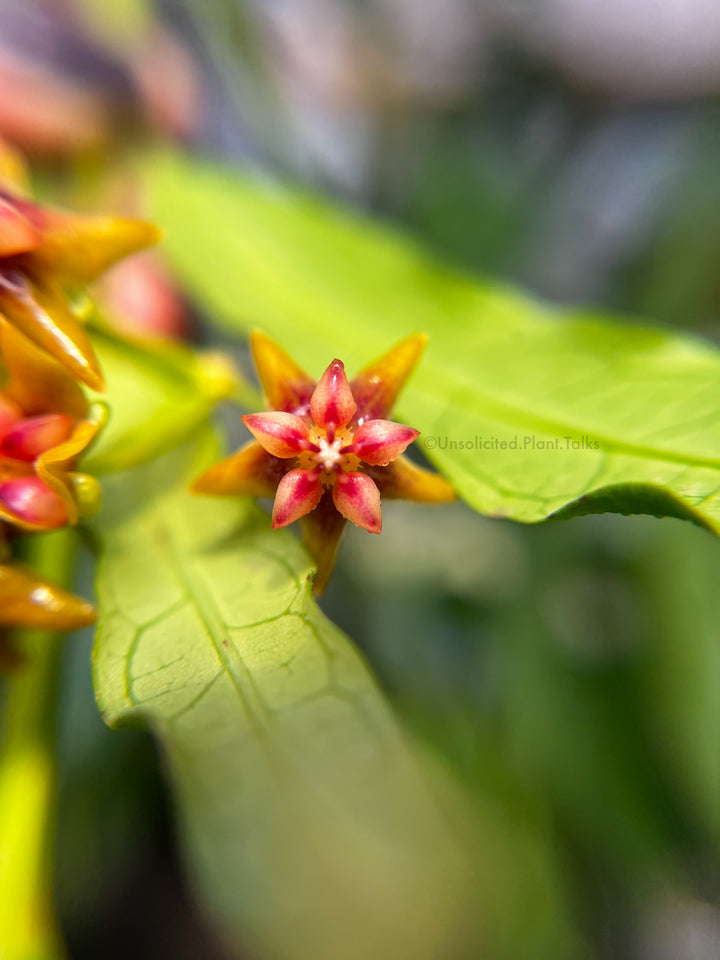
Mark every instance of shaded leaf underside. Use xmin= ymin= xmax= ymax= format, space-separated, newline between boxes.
xmin=92 ymin=430 xmax=480 ymax=960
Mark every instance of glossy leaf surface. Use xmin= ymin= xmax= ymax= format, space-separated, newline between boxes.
xmin=148 ymin=153 xmax=720 ymax=533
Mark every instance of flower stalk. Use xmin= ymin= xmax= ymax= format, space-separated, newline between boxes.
xmin=0 ymin=529 xmax=78 ymax=960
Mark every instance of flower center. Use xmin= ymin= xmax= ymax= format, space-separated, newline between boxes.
xmin=314 ymin=435 xmax=343 ymax=471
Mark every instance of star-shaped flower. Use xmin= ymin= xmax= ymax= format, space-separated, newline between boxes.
xmin=193 ymin=332 xmax=455 ymax=592
xmin=0 ymin=139 xmax=159 ymax=389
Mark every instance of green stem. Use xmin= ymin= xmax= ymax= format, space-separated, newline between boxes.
xmin=0 ymin=530 xmax=77 ymax=960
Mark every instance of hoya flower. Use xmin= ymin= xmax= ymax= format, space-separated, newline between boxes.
xmin=0 ymin=139 xmax=159 ymax=388
xmin=194 ymin=332 xmax=455 ymax=591
xmin=0 ymin=321 xmax=105 ymax=532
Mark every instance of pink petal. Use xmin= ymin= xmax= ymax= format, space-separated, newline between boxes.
xmin=0 ymin=413 xmax=74 ymax=462
xmin=242 ymin=412 xmax=313 ymax=459
xmin=332 ymin=471 xmax=382 ymax=533
xmin=0 ymin=476 xmax=68 ymax=528
xmin=350 ymin=420 xmax=420 ymax=466
xmin=310 ymin=359 xmax=357 ymax=430
xmin=272 ymin=468 xmax=323 ymax=528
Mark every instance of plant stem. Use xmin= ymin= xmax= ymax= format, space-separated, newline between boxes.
xmin=0 ymin=530 xmax=77 ymax=960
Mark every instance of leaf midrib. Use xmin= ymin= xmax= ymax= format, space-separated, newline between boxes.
xmin=407 ymin=375 xmax=720 ymax=471
xmin=156 ymin=503 xmax=275 ymax=736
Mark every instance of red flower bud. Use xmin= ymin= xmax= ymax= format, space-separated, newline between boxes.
xmin=349 ymin=420 xmax=420 ymax=466
xmin=242 ymin=412 xmax=314 ymax=459
xmin=310 ymin=359 xmax=357 ymax=430
xmin=0 ymin=476 xmax=68 ymax=528
xmin=0 ymin=413 xmax=74 ymax=462
xmin=272 ymin=468 xmax=323 ymax=528
xmin=333 ymin=471 xmax=382 ymax=534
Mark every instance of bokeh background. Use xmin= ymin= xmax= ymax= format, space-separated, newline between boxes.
xmin=2 ymin=0 xmax=719 ymax=957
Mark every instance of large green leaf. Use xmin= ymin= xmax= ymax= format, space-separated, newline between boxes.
xmin=91 ymin=430 xmax=482 ymax=960
xmin=147 ymin=152 xmax=720 ymax=533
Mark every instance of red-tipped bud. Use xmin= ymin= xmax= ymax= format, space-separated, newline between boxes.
xmin=0 ymin=476 xmax=68 ymax=528
xmin=350 ymin=420 xmax=420 ymax=466
xmin=311 ymin=359 xmax=357 ymax=429
xmin=332 ymin=471 xmax=382 ymax=534
xmin=272 ymin=468 xmax=323 ymax=528
xmin=0 ymin=413 xmax=74 ymax=462
xmin=0 ymin=394 xmax=21 ymax=437
xmin=242 ymin=412 xmax=313 ymax=459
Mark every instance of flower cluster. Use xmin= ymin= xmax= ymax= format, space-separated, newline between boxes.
xmin=0 ymin=322 xmax=106 ymax=533
xmin=194 ymin=332 xmax=455 ymax=592
xmin=0 ymin=140 xmax=157 ymax=643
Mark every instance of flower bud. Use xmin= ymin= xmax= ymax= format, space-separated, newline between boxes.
xmin=0 ymin=413 xmax=74 ymax=462
xmin=0 ymin=476 xmax=68 ymax=528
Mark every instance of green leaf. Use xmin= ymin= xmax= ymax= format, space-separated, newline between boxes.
xmin=84 ymin=328 xmax=229 ymax=474
xmin=147 ymin=151 xmax=720 ymax=534
xmin=91 ymin=429 xmax=482 ymax=960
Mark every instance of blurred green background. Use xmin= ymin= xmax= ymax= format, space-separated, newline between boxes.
xmin=0 ymin=0 xmax=718 ymax=957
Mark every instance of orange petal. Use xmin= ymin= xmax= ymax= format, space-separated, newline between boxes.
xmin=350 ymin=334 xmax=428 ymax=422
xmin=350 ymin=420 xmax=419 ymax=466
xmin=310 ymin=359 xmax=356 ymax=429
xmin=0 ymin=562 xmax=96 ymax=630
xmin=369 ymin=455 xmax=456 ymax=502
xmin=26 ymin=213 xmax=161 ymax=284
xmin=272 ymin=468 xmax=322 ymax=528
xmin=301 ymin=492 xmax=347 ymax=595
xmin=250 ymin=330 xmax=316 ymax=413
xmin=0 ymin=413 xmax=74 ymax=462
xmin=0 ymin=393 xmax=22 ymax=435
xmin=191 ymin=440 xmax=285 ymax=499
xmin=0 ymin=139 xmax=30 ymax=193
xmin=0 ymin=269 xmax=104 ymax=389
xmin=242 ymin=412 xmax=313 ymax=458
xmin=0 ymin=193 xmax=41 ymax=256
xmin=0 ymin=320 xmax=88 ymax=420
xmin=36 ymin=402 xmax=108 ymax=525
xmin=332 ymin=471 xmax=382 ymax=533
